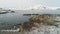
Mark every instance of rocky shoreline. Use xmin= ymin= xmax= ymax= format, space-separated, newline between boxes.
xmin=16 ymin=14 xmax=60 ymax=33
xmin=0 ymin=14 xmax=60 ymax=34
xmin=1 ymin=14 xmax=60 ymax=34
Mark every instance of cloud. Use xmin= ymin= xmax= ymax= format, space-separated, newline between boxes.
xmin=19 ymin=0 xmax=33 ymax=1
xmin=0 ymin=0 xmax=34 ymax=8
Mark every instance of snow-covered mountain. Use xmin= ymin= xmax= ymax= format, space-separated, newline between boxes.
xmin=22 ymin=5 xmax=56 ymax=10
xmin=25 ymin=5 xmax=47 ymax=10
xmin=0 ymin=4 xmax=59 ymax=10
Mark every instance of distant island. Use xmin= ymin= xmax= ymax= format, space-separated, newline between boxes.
xmin=23 ymin=14 xmax=39 ymax=16
xmin=56 ymin=8 xmax=60 ymax=10
xmin=0 ymin=8 xmax=15 ymax=14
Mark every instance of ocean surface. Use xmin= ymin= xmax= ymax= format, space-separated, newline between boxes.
xmin=0 ymin=10 xmax=60 ymax=34
xmin=0 ymin=10 xmax=60 ymax=24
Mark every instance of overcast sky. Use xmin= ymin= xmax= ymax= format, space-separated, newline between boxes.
xmin=0 ymin=0 xmax=60 ymax=9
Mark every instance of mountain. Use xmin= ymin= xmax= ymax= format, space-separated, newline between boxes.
xmin=0 ymin=5 xmax=58 ymax=10
xmin=56 ymin=8 xmax=60 ymax=10
xmin=22 ymin=5 xmax=54 ymax=10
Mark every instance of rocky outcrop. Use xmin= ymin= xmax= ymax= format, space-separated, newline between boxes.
xmin=29 ymin=14 xmax=57 ymax=25
xmin=18 ymin=14 xmax=60 ymax=33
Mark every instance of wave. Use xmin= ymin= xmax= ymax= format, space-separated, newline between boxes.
xmin=0 ymin=28 xmax=20 ymax=32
